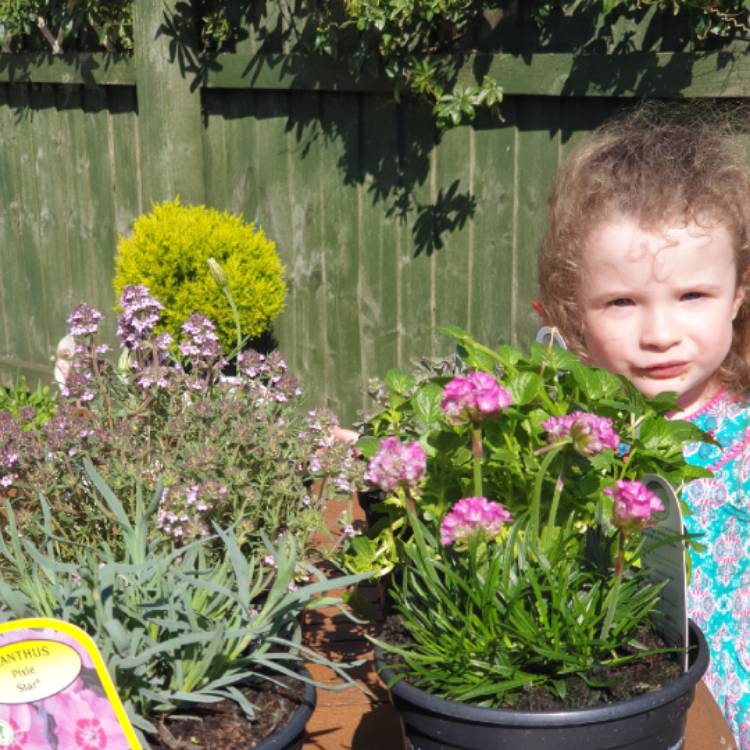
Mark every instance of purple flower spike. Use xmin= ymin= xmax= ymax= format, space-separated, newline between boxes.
xmin=440 ymin=497 xmax=512 ymax=546
xmin=364 ymin=436 xmax=426 ymax=493
xmin=605 ymin=480 xmax=664 ymax=532
xmin=117 ymin=285 xmax=164 ymax=351
xmin=67 ymin=303 xmax=103 ymax=337
xmin=440 ymin=372 xmax=511 ymax=424
xmin=180 ymin=313 xmax=222 ymax=365
xmin=542 ymin=411 xmax=620 ymax=457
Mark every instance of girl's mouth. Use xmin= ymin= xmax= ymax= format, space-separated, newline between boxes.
xmin=639 ymin=362 xmax=688 ymax=379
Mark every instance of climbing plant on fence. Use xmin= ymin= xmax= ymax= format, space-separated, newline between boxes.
xmin=307 ymin=0 xmax=750 ymax=125
xmin=1 ymin=1 xmax=749 ymax=123
xmin=0 ymin=0 xmax=132 ymax=52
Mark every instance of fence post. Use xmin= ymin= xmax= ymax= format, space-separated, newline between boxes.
xmin=133 ymin=0 xmax=205 ymax=207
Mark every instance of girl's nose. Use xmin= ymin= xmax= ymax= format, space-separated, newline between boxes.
xmin=640 ymin=308 xmax=681 ymax=350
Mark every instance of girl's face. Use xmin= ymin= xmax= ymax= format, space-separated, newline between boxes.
xmin=580 ymin=215 xmax=744 ymax=417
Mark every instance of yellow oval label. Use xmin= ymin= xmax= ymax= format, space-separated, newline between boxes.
xmin=0 ymin=639 xmax=81 ymax=704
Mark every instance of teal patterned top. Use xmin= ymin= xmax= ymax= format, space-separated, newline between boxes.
xmin=683 ymin=387 xmax=750 ymax=748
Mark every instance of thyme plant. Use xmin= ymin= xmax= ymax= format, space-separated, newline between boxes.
xmin=0 ymin=287 xmax=362 ymax=558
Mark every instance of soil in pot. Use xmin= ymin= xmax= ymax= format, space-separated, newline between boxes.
xmin=379 ymin=614 xmax=683 ymax=710
xmin=151 ymin=678 xmax=305 ymax=750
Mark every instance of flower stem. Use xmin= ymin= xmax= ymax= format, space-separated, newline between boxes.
xmin=315 ymin=477 xmax=328 ymax=507
xmin=530 ymin=445 xmax=562 ymax=542
xmin=403 ymin=487 xmax=416 ymax=517
xmin=600 ymin=531 xmax=625 ymax=642
xmin=547 ymin=473 xmax=564 ymax=529
xmin=617 ymin=448 xmax=636 ymax=479
xmin=471 ymin=425 xmax=483 ymax=497
xmin=223 ymin=286 xmax=243 ymax=357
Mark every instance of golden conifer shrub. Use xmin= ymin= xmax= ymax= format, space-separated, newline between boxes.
xmin=113 ymin=200 xmax=286 ymax=352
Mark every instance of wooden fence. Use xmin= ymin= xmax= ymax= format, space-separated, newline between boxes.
xmin=2 ymin=2 xmax=750 ymax=422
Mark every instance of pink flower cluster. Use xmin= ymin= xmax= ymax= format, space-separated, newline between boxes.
xmin=440 ymin=496 xmax=512 ymax=546
xmin=364 ymin=436 xmax=426 ymax=493
xmin=605 ymin=480 xmax=664 ymax=532
xmin=304 ymin=409 xmax=364 ymax=496
xmin=542 ymin=411 xmax=620 ymax=456
xmin=0 ymin=676 xmax=129 ymax=750
xmin=440 ymin=372 xmax=512 ymax=424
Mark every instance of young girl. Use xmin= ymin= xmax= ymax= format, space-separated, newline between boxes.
xmin=538 ymin=104 xmax=750 ymax=748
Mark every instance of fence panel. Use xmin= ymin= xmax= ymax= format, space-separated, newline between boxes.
xmin=3 ymin=1 xmax=750 ymax=420
xmin=199 ymin=88 xmax=622 ymax=420
xmin=0 ymin=82 xmax=139 ymax=380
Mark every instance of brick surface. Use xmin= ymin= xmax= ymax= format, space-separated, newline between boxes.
xmin=302 ymin=495 xmax=402 ymax=750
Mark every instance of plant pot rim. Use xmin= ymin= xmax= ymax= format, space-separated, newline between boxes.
xmin=253 ymin=666 xmax=317 ymax=749
xmin=374 ymin=618 xmax=708 ymax=728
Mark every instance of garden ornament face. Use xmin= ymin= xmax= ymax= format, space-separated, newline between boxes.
xmin=53 ymin=334 xmax=75 ymax=388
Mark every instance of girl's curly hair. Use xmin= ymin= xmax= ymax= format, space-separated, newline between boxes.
xmin=538 ymin=101 xmax=750 ymax=393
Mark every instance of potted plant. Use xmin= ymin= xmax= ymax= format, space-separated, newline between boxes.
xmin=0 ymin=460 xmax=370 ymax=749
xmin=344 ymin=327 xmax=711 ymax=749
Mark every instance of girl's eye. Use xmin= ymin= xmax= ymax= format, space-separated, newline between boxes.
xmin=681 ymin=291 xmax=703 ymax=301
xmin=607 ymin=298 xmax=634 ymax=308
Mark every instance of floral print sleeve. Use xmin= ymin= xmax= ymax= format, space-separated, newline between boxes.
xmin=683 ymin=388 xmax=750 ymax=749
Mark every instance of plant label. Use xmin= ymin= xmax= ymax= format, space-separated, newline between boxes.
xmin=0 ymin=617 xmax=140 ymax=748
xmin=640 ymin=474 xmax=689 ymax=671
xmin=534 ymin=326 xmax=567 ymax=349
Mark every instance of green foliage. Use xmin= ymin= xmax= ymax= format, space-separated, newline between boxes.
xmin=0 ymin=375 xmax=56 ymax=428
xmin=0 ymin=0 xmax=132 ymax=52
xmin=375 ymin=513 xmax=665 ymax=705
xmin=311 ymin=0 xmax=505 ymax=128
xmin=344 ymin=327 xmax=711 ymax=576
xmin=1 ymin=1 xmax=749 ymax=59
xmin=0 ymin=0 xmax=239 ymax=52
xmin=0 ymin=461 xmax=369 ymax=746
xmin=113 ymin=200 xmax=287 ymax=353
xmin=2 ymin=1 xmax=749 ymax=124
xmin=617 ymin=1 xmax=750 ymax=39
xmin=309 ymin=0 xmax=750 ymax=127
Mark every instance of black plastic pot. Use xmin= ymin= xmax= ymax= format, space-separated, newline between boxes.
xmin=254 ymin=671 xmax=316 ymax=750
xmin=376 ymin=619 xmax=709 ymax=750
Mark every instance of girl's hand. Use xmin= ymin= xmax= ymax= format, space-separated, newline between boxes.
xmin=332 ymin=426 xmax=360 ymax=445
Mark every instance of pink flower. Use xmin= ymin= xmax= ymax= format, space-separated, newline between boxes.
xmin=542 ymin=411 xmax=620 ymax=456
xmin=440 ymin=372 xmax=511 ymax=424
xmin=440 ymin=497 xmax=512 ymax=546
xmin=605 ymin=480 xmax=664 ymax=532
xmin=364 ymin=437 xmax=426 ymax=493
xmin=0 ymin=704 xmax=49 ymax=750
xmin=46 ymin=688 xmax=129 ymax=749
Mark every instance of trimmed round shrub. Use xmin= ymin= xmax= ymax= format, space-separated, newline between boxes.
xmin=113 ymin=200 xmax=286 ymax=352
